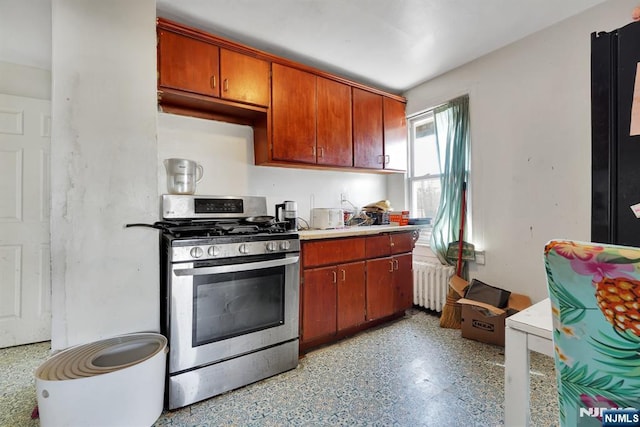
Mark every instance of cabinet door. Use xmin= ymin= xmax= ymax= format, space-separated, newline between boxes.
xmin=158 ymin=30 xmax=220 ymax=97
xmin=393 ymin=253 xmax=414 ymax=312
xmin=337 ymin=261 xmax=366 ymax=331
xmin=317 ymin=77 xmax=352 ymax=167
xmin=383 ymin=97 xmax=407 ymax=171
xmin=365 ymin=257 xmax=395 ymax=321
xmin=353 ymin=88 xmax=383 ymax=169
xmin=272 ymin=63 xmax=316 ymax=163
xmin=220 ymin=49 xmax=270 ymax=107
xmin=302 ymin=266 xmax=337 ymax=342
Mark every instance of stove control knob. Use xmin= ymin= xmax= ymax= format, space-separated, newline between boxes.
xmin=208 ymin=246 xmax=219 ymax=257
xmin=279 ymin=241 xmax=291 ymax=251
xmin=190 ymin=247 xmax=204 ymax=259
xmin=266 ymin=241 xmax=278 ymax=252
xmin=239 ymin=244 xmax=249 ymax=254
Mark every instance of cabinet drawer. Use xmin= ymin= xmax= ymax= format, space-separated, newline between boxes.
xmin=390 ymin=232 xmax=415 ymax=254
xmin=365 ymin=234 xmax=391 ymax=258
xmin=302 ymin=237 xmax=366 ymax=267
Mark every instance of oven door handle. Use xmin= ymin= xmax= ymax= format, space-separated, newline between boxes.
xmin=173 ymin=255 xmax=299 ymax=276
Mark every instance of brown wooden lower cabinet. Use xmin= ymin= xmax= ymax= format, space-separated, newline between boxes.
xmin=301 ymin=261 xmax=365 ymax=343
xmin=300 ymin=231 xmax=415 ymax=352
xmin=337 ymin=261 xmax=366 ymax=331
xmin=365 ymin=257 xmax=395 ymax=321
xmin=301 ymin=266 xmax=337 ymax=342
xmin=365 ymin=253 xmax=413 ymax=321
xmin=393 ymin=253 xmax=414 ymax=312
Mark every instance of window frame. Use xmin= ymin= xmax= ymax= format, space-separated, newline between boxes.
xmin=407 ymin=109 xmax=440 ymax=245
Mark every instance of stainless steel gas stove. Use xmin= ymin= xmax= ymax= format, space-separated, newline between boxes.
xmin=158 ymin=195 xmax=300 ymax=410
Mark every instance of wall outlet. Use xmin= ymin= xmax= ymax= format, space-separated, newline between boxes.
xmin=340 ymin=193 xmax=348 ymax=203
xmin=475 ymin=250 xmax=485 ymax=265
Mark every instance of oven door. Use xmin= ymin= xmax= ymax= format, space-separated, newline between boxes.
xmin=168 ymin=253 xmax=299 ymax=374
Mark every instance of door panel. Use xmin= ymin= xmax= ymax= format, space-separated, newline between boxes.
xmin=271 ymin=63 xmax=316 ymax=163
xmin=0 ymin=94 xmax=51 ymax=348
xmin=158 ymin=30 xmax=220 ymax=97
xmin=317 ymin=77 xmax=352 ymax=166
xmin=353 ymin=88 xmax=383 ymax=169
xmin=383 ymin=97 xmax=407 ymax=171
xmin=393 ymin=253 xmax=414 ymax=312
xmin=365 ymin=257 xmax=394 ymax=321
xmin=302 ymin=266 xmax=336 ymax=342
xmin=337 ymin=261 xmax=365 ymax=331
xmin=220 ymin=48 xmax=270 ymax=107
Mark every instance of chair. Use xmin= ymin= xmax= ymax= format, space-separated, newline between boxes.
xmin=544 ymin=240 xmax=640 ymax=426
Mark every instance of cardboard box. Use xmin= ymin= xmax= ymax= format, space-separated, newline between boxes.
xmin=389 ymin=211 xmax=410 ymax=226
xmin=449 ymin=275 xmax=532 ymax=346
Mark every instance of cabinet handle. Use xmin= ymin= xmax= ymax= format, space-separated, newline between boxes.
xmin=393 ymin=259 xmax=399 ymax=271
xmin=388 ymin=260 xmax=394 ymax=272
xmin=312 ymin=146 xmax=316 ymax=156
xmin=332 ymin=271 xmax=337 ymax=283
xmin=318 ymin=147 xmax=324 ymax=158
xmin=223 ymin=78 xmax=229 ymax=92
xmin=385 ymin=155 xmax=390 ymax=164
xmin=210 ymin=76 xmax=216 ymax=89
xmin=341 ymin=269 xmax=346 ymax=282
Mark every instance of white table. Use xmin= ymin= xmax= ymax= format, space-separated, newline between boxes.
xmin=504 ymin=298 xmax=554 ymax=426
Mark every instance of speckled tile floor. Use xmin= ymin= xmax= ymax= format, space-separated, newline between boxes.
xmin=0 ymin=309 xmax=558 ymax=427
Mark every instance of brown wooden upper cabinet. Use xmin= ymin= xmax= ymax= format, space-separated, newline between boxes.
xmin=157 ymin=18 xmax=407 ymax=173
xmin=316 ymin=77 xmax=352 ymax=167
xmin=353 ymin=88 xmax=407 ymax=171
xmin=272 ymin=64 xmax=352 ymax=167
xmin=271 ymin=63 xmax=317 ymax=163
xmin=353 ymin=88 xmax=384 ymax=169
xmin=158 ymin=29 xmax=220 ymax=98
xmin=220 ymin=49 xmax=270 ymax=107
xmin=383 ymin=97 xmax=408 ymax=171
xmin=158 ymin=29 xmax=270 ymax=107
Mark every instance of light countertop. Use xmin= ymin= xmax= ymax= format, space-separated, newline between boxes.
xmin=297 ymin=225 xmax=423 ymax=240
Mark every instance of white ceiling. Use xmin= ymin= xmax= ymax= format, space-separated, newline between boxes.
xmin=0 ymin=1 xmax=609 ymax=93
xmin=156 ymin=0 xmax=607 ymax=93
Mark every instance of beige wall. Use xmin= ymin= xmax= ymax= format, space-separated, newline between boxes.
xmin=404 ymin=0 xmax=636 ymax=302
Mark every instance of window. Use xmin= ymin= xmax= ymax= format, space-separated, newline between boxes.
xmin=408 ymin=110 xmax=441 ymax=244
xmin=407 ymin=95 xmax=471 ymax=255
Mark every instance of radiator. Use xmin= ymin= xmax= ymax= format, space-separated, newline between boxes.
xmin=413 ymin=262 xmax=455 ymax=312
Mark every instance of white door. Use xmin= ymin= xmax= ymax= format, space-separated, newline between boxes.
xmin=0 ymin=93 xmax=51 ymax=348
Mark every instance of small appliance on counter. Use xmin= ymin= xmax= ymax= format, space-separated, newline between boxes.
xmin=275 ymin=200 xmax=298 ymax=231
xmin=311 ymin=208 xmax=344 ymax=229
xmin=163 ymin=158 xmax=203 ymax=195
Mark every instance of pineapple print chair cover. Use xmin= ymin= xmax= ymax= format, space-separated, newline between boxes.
xmin=544 ymin=240 xmax=640 ymax=426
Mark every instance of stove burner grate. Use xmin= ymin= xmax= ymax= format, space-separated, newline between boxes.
xmin=162 ymin=220 xmax=288 ymax=238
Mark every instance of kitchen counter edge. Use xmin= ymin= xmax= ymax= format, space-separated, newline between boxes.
xmin=297 ymin=225 xmax=423 ymax=240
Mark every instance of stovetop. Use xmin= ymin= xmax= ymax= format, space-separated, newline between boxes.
xmin=156 ymin=195 xmax=300 ymax=261
xmin=157 ymin=220 xmax=290 ymax=239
